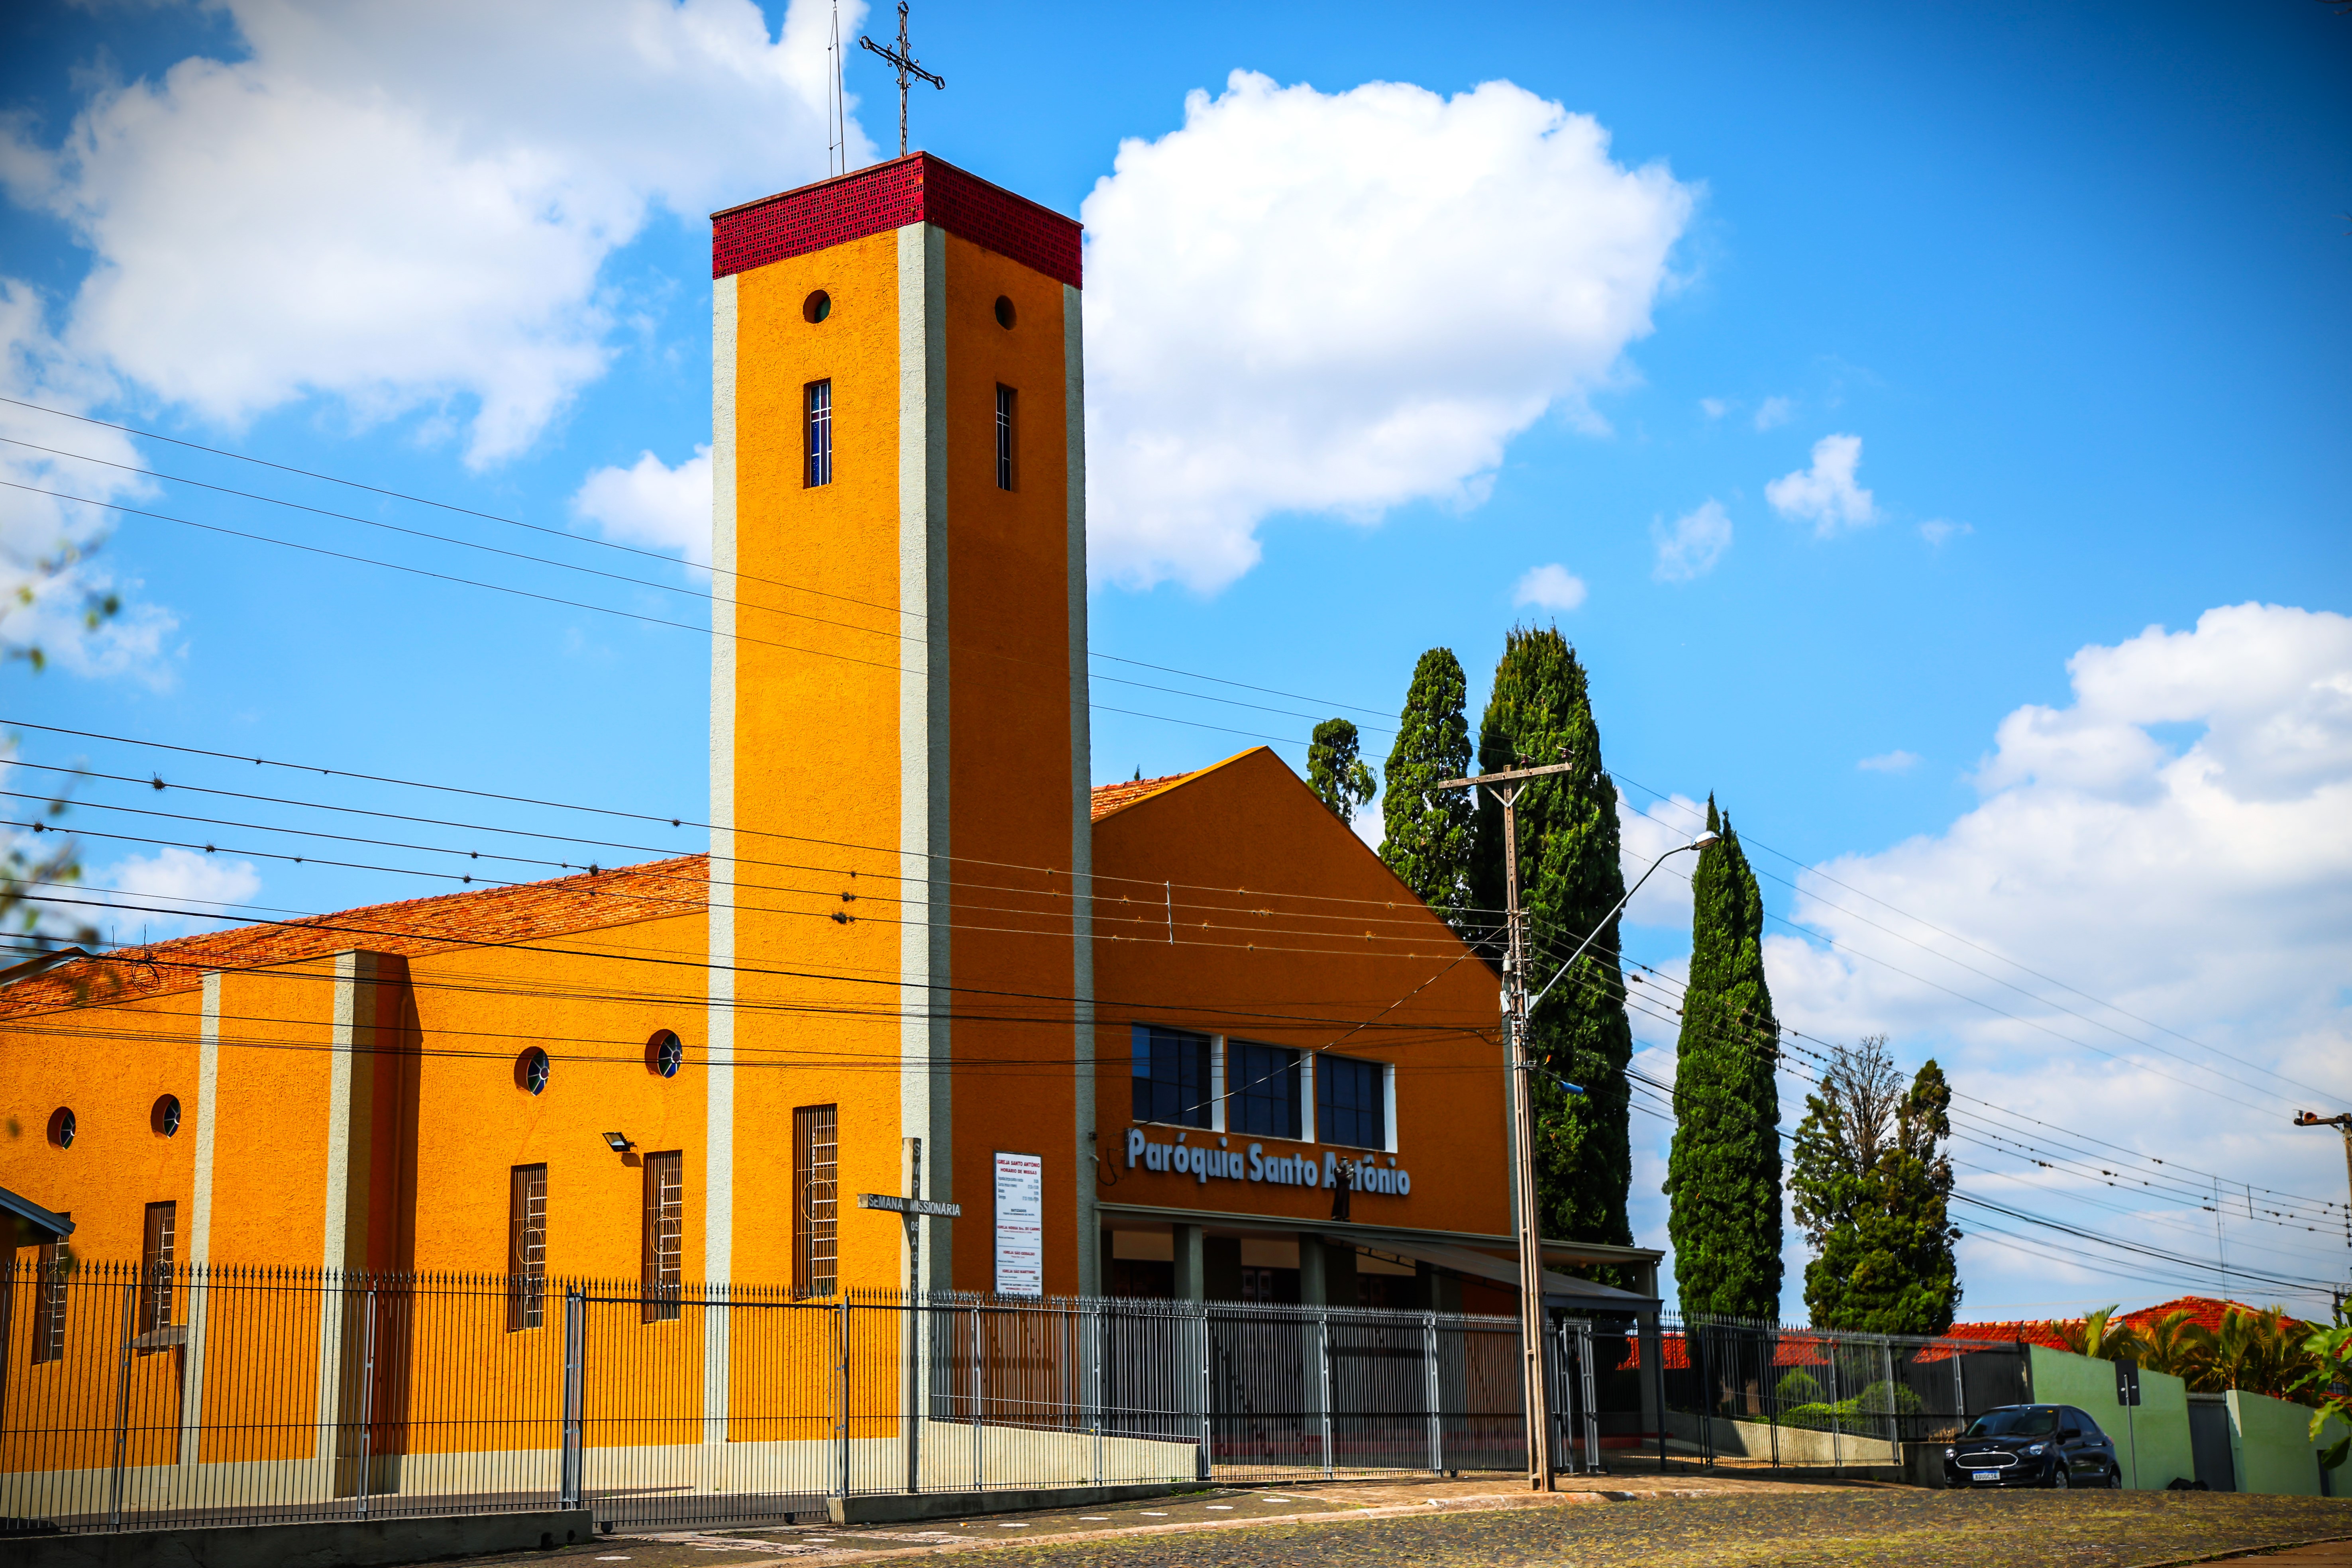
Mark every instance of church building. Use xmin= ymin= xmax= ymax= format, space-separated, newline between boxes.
xmin=0 ymin=156 xmax=1628 ymax=1319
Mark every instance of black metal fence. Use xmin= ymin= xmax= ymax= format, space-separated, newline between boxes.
xmin=0 ymin=1262 xmax=1612 ymax=1535
xmin=1656 ymin=1313 xmax=2030 ymax=1472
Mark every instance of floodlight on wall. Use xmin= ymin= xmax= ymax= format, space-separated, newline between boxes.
xmin=602 ymin=1131 xmax=635 ymax=1154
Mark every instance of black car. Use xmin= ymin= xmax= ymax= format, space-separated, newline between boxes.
xmin=1944 ymin=1404 xmax=2123 ymax=1489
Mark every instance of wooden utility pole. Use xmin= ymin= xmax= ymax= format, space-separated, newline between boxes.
xmin=2294 ymin=1111 xmax=2352 ymax=1303
xmin=1434 ymin=759 xmax=1582 ymax=1490
xmin=1434 ymin=759 xmax=1716 ymax=1490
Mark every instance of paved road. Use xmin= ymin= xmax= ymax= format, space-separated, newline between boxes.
xmin=466 ymin=1481 xmax=2352 ymax=1568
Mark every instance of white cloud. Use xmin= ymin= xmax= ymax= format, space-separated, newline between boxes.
xmin=1920 ymin=518 xmax=1971 ymax=546
xmin=1081 ymin=71 xmax=1696 ymax=593
xmin=1752 ymin=395 xmax=1793 ymax=431
xmin=0 ymin=281 xmax=180 ymax=683
xmin=1699 ymin=396 xmax=1728 ymax=420
xmin=1650 ymin=498 xmax=1731 ymax=583
xmin=2 ymin=0 xmax=868 ymax=467
xmin=1511 ymin=562 xmax=1588 ymax=612
xmin=1765 ymin=603 xmax=2352 ymax=1314
xmin=1857 ymin=749 xmax=1919 ymax=774
xmin=572 ymin=445 xmax=713 ymax=568
xmin=1765 ymin=432 xmax=1877 ymax=535
xmin=1616 ymin=790 xmax=1708 ymax=931
xmin=98 ymin=846 xmax=264 ymax=931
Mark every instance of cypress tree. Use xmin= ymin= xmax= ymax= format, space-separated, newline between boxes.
xmin=1791 ymin=1038 xmax=1962 ymax=1333
xmin=1379 ymin=648 xmax=1478 ymax=939
xmin=1472 ymin=626 xmax=1636 ymax=1255
xmin=1663 ymin=798 xmax=1784 ymax=1322
xmin=1307 ymin=718 xmax=1376 ymax=824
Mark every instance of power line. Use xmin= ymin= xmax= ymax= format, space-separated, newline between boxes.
xmin=6 ymin=719 xmax=1512 ymax=922
xmin=11 ymin=389 xmax=2304 ymax=1117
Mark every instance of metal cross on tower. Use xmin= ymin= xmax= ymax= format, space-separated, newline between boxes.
xmin=860 ymin=1 xmax=944 ymax=159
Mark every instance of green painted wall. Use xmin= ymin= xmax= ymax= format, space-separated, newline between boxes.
xmin=2024 ymin=1346 xmax=2195 ymax=1490
xmin=2227 ymin=1389 xmax=2340 ymax=1498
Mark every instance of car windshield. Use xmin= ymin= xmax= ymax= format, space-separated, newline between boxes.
xmin=1965 ymin=1408 xmax=2058 ymax=1438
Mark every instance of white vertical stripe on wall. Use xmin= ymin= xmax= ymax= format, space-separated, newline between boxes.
xmin=704 ymin=268 xmax=739 ymax=1473
xmin=898 ymin=222 xmax=953 ymax=1290
xmin=1064 ymin=281 xmax=1099 ymax=1298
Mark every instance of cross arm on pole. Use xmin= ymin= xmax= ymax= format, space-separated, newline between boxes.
xmin=1433 ymin=760 xmax=1585 ymax=792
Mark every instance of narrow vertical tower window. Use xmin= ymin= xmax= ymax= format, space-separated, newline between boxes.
xmin=793 ymin=1104 xmax=838 ymax=1297
xmin=507 ymin=1163 xmax=548 ymax=1331
xmin=138 ymin=1201 xmax=177 ymax=1342
xmin=995 ymin=384 xmax=1016 ymax=491
xmin=805 ymin=380 xmax=834 ymax=488
xmin=641 ymin=1150 xmax=683 ymax=1323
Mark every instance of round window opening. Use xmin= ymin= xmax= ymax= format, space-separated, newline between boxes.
xmin=152 ymin=1095 xmax=182 ymax=1138
xmin=516 ymin=1047 xmax=551 ymax=1096
xmin=648 ymin=1029 xmax=684 ymax=1079
xmin=993 ymin=295 xmax=1016 ymax=330
xmin=47 ymin=1106 xmax=76 ymax=1149
xmin=804 ymin=290 xmax=832 ymax=324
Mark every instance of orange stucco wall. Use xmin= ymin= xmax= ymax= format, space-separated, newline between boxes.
xmin=938 ymin=231 xmax=1079 ymax=1295
xmin=1090 ymin=749 xmax=1512 ymax=1242
xmin=728 ymin=229 xmax=915 ymax=1292
xmin=0 ymin=984 xmax=202 ymax=1258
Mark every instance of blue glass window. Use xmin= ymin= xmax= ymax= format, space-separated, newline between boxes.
xmin=1316 ymin=1055 xmax=1386 ymax=1149
xmin=1228 ymin=1042 xmax=1301 ymax=1139
xmin=1131 ymin=1025 xmax=1211 ymax=1127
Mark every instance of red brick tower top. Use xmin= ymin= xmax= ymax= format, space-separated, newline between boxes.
xmin=711 ymin=152 xmax=1082 ymax=288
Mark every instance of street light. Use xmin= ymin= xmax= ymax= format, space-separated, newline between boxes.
xmin=2293 ymin=1113 xmax=2352 ymax=1291
xmin=1525 ymin=834 xmax=1720 ymax=1011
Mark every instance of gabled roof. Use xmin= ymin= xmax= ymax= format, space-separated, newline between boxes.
xmin=1088 ymin=748 xmax=1286 ymax=823
xmin=0 ymin=856 xmax=709 ymax=1017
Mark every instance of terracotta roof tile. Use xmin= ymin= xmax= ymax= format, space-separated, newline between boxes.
xmin=1089 ymin=770 xmax=1197 ymax=821
xmin=2 ymin=856 xmax=709 ymax=1018
xmin=1942 ymin=1294 xmax=2306 ymax=1349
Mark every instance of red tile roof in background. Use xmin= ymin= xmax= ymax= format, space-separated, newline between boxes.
xmin=1634 ymin=1296 xmax=2306 ymax=1372
xmin=0 ymin=856 xmax=709 ymax=1017
xmin=711 ymin=152 xmax=1083 ymax=288
xmin=1088 ymin=771 xmax=1196 ymax=822
xmin=1940 ymin=1295 xmax=2306 ymax=1351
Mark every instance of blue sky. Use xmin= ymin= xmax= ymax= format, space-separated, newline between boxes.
xmin=2 ymin=0 xmax=2346 ymax=1323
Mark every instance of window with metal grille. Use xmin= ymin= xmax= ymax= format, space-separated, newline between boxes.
xmin=641 ymin=1150 xmax=683 ymax=1323
xmin=995 ymin=385 xmax=1015 ymax=491
xmin=1131 ymin=1024 xmax=1213 ymax=1127
xmin=507 ymin=1163 xmax=547 ymax=1332
xmin=137 ymin=1201 xmax=176 ymax=1343
xmin=805 ymin=380 xmax=833 ymax=488
xmin=29 ymin=1225 xmax=69 ymax=1366
xmin=793 ymin=1106 xmax=838 ymax=1297
xmin=1228 ymin=1042 xmax=1302 ymax=1138
xmin=1315 ymin=1054 xmax=1387 ymax=1150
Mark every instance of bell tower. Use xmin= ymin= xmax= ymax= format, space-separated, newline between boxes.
xmin=704 ymin=155 xmax=1094 ymax=1297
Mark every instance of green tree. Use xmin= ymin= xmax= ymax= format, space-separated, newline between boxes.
xmin=1472 ymin=626 xmax=1636 ymax=1255
xmin=1307 ymin=718 xmax=1376 ymax=824
xmin=1378 ymin=648 xmax=1477 ymax=937
xmin=1790 ymin=1036 xmax=1962 ymax=1333
xmin=1663 ymin=798 xmax=1784 ymax=1321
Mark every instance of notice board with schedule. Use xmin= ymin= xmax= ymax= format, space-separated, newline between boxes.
xmin=993 ymin=1151 xmax=1044 ymax=1297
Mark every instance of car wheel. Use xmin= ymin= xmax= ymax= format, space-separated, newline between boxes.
xmin=2050 ymin=1466 xmax=2069 ymax=1490
xmin=2107 ymin=1466 xmax=2123 ymax=1490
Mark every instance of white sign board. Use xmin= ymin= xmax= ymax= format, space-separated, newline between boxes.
xmin=993 ymin=1151 xmax=1043 ymax=1298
